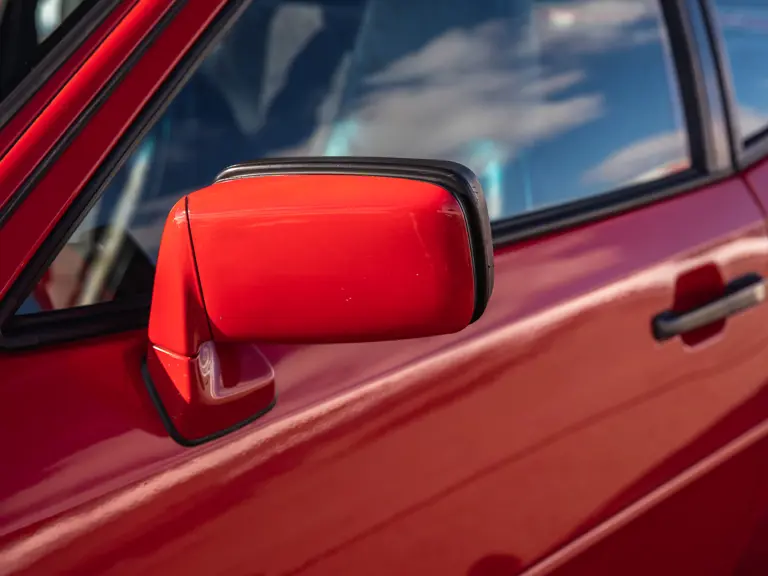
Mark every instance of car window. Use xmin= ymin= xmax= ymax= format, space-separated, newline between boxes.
xmin=16 ymin=0 xmax=689 ymax=315
xmin=710 ymin=0 xmax=768 ymax=142
xmin=0 ymin=0 xmax=101 ymax=102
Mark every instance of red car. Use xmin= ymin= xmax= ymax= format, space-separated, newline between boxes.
xmin=4 ymin=0 xmax=768 ymax=574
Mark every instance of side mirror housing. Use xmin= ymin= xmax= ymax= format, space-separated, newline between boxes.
xmin=145 ymin=158 xmax=493 ymax=444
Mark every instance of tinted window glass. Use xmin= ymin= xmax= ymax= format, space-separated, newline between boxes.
xmin=711 ymin=0 xmax=768 ymax=141
xmin=18 ymin=0 xmax=689 ymax=315
xmin=0 ymin=0 xmax=99 ymax=101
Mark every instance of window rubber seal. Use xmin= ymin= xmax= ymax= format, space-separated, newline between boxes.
xmin=0 ymin=0 xmax=183 ymax=228
xmin=695 ymin=0 xmax=768 ymax=171
xmin=0 ymin=0 xmax=128 ymax=137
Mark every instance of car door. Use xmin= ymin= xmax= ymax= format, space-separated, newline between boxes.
xmin=704 ymin=2 xmax=768 ymax=571
xmin=3 ymin=0 xmax=768 ymax=575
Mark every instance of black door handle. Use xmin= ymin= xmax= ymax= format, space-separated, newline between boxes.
xmin=652 ymin=273 xmax=766 ymax=341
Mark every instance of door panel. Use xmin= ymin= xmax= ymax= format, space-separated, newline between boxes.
xmin=738 ymin=157 xmax=768 ymax=575
xmin=745 ymin=157 xmax=768 ymax=215
xmin=3 ymin=177 xmax=768 ymax=574
xmin=528 ymin=441 xmax=763 ymax=576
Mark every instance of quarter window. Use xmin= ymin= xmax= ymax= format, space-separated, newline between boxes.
xmin=710 ymin=0 xmax=768 ymax=142
xmin=17 ymin=0 xmax=689 ymax=315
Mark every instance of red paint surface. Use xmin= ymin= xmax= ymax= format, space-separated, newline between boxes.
xmin=4 ymin=174 xmax=768 ymax=574
xmin=739 ymin=156 xmax=768 ymax=576
xmin=4 ymin=0 xmax=768 ymax=573
xmin=670 ymin=263 xmax=727 ymax=346
xmin=148 ymin=197 xmax=211 ymax=358
xmin=147 ymin=173 xmax=478 ymax=443
xmin=188 ymin=175 xmax=476 ymax=343
xmin=0 ymin=0 xmax=172 ymax=214
xmin=0 ymin=0 xmax=138 ymax=163
xmin=147 ymin=343 xmax=277 ymax=442
xmin=0 ymin=0 xmax=230 ymax=299
xmin=745 ymin=155 xmax=768 ymax=218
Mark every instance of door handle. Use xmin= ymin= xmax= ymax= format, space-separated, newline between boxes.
xmin=652 ymin=273 xmax=766 ymax=341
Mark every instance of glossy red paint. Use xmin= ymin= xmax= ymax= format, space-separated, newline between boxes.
xmin=0 ymin=0 xmax=173 ymax=214
xmin=744 ymin=156 xmax=768 ymax=219
xmin=0 ymin=0 xmax=231 ymax=299
xmin=4 ymin=175 xmax=768 ymax=574
xmin=148 ymin=197 xmax=211 ymax=358
xmin=740 ymin=156 xmax=768 ymax=574
xmin=0 ymin=0 xmax=138 ymax=162
xmin=669 ymin=263 xmax=728 ymax=346
xmin=147 ymin=171 xmax=480 ymax=443
xmin=3 ymin=0 xmax=768 ymax=573
xmin=146 ymin=343 xmax=276 ymax=442
xmin=188 ymin=175 xmax=476 ymax=343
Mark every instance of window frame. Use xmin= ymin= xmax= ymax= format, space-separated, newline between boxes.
xmin=0 ymin=0 xmax=740 ymax=350
xmin=698 ymin=0 xmax=768 ymax=169
xmin=0 ymin=0 xmax=126 ymax=134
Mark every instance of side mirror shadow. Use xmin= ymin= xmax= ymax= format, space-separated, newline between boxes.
xmin=145 ymin=158 xmax=493 ymax=444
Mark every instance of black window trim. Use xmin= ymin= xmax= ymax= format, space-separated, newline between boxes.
xmin=0 ymin=0 xmax=128 ymax=146
xmin=0 ymin=0 xmax=179 ymax=229
xmin=743 ymin=131 xmax=768 ymax=168
xmin=697 ymin=0 xmax=768 ymax=169
xmin=0 ymin=0 xmax=738 ymax=350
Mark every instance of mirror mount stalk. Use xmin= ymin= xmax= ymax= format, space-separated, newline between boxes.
xmin=145 ymin=158 xmax=493 ymax=445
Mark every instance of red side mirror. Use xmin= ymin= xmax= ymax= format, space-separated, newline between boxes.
xmin=145 ymin=159 xmax=493 ymax=444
